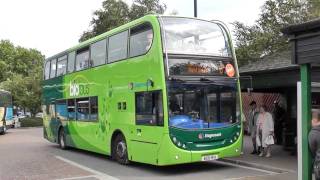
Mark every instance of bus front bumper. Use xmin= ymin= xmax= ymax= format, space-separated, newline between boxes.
xmin=157 ymin=134 xmax=242 ymax=166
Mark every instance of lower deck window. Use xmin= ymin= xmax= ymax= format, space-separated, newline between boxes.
xmin=56 ymin=100 xmax=67 ymax=120
xmin=90 ymin=97 xmax=98 ymax=120
xmin=76 ymin=98 xmax=90 ymax=120
xmin=135 ymin=90 xmax=163 ymax=126
xmin=67 ymin=99 xmax=76 ymax=120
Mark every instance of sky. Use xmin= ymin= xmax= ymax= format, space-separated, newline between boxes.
xmin=0 ymin=0 xmax=266 ymax=58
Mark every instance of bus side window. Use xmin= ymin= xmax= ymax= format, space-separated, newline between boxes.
xmin=57 ymin=55 xmax=67 ymax=76
xmin=108 ymin=30 xmax=128 ymax=63
xmin=56 ymin=100 xmax=67 ymax=121
xmin=90 ymin=96 xmax=98 ymax=121
xmin=67 ymin=99 xmax=76 ymax=120
xmin=91 ymin=39 xmax=107 ymax=67
xmin=129 ymin=23 xmax=153 ymax=57
xmin=135 ymin=90 xmax=163 ymax=126
xmin=76 ymin=98 xmax=90 ymax=120
xmin=50 ymin=59 xmax=57 ymax=78
xmin=67 ymin=51 xmax=75 ymax=73
xmin=75 ymin=48 xmax=90 ymax=71
xmin=44 ymin=61 xmax=50 ymax=80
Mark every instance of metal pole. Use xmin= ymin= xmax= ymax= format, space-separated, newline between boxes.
xmin=194 ymin=0 xmax=197 ymax=17
xmin=300 ymin=64 xmax=312 ymax=180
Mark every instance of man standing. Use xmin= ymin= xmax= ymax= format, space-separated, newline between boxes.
xmin=248 ymin=101 xmax=259 ymax=154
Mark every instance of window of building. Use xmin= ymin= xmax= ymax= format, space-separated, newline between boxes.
xmin=135 ymin=91 xmax=163 ymax=126
xmin=56 ymin=100 xmax=67 ymax=121
xmin=57 ymin=55 xmax=67 ymax=76
xmin=108 ymin=31 xmax=128 ymax=63
xmin=76 ymin=97 xmax=90 ymax=120
xmin=75 ymin=48 xmax=90 ymax=71
xmin=91 ymin=39 xmax=107 ymax=67
xmin=90 ymin=96 xmax=98 ymax=120
xmin=50 ymin=59 xmax=57 ymax=78
xmin=68 ymin=51 xmax=75 ymax=73
xmin=44 ymin=61 xmax=50 ymax=80
xmin=130 ymin=23 xmax=153 ymax=57
xmin=67 ymin=99 xmax=76 ymax=120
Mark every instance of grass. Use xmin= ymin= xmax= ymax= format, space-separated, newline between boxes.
xmin=20 ymin=117 xmax=43 ymax=127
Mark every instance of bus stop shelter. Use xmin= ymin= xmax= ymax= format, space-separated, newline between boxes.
xmin=282 ymin=19 xmax=320 ymax=180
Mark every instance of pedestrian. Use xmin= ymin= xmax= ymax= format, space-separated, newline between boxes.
xmin=256 ymin=105 xmax=274 ymax=157
xmin=248 ymin=101 xmax=259 ymax=154
xmin=308 ymin=109 xmax=320 ymax=180
xmin=272 ymin=101 xmax=286 ymax=145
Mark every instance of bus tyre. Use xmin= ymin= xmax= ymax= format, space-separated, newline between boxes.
xmin=58 ymin=128 xmax=67 ymax=150
xmin=113 ymin=134 xmax=129 ymax=165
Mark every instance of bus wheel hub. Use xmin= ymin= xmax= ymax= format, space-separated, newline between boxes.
xmin=116 ymin=141 xmax=126 ymax=158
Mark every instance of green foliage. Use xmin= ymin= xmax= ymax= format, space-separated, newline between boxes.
xmin=0 ymin=40 xmax=44 ymax=117
xmin=20 ymin=117 xmax=43 ymax=127
xmin=233 ymin=0 xmax=320 ymax=66
xmin=79 ymin=0 xmax=166 ymax=42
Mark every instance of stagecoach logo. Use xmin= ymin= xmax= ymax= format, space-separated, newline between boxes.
xmin=198 ymin=133 xmax=222 ymax=140
xmin=70 ymin=82 xmax=80 ymax=97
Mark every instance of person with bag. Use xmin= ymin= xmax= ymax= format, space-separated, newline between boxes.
xmin=256 ymin=105 xmax=274 ymax=158
xmin=308 ymin=109 xmax=320 ymax=180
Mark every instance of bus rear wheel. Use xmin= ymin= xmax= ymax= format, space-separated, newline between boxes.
xmin=58 ymin=128 xmax=67 ymax=150
xmin=112 ymin=134 xmax=129 ymax=165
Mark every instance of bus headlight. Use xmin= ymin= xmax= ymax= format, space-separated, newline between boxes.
xmin=177 ymin=142 xmax=181 ymax=147
xmin=172 ymin=137 xmax=177 ymax=143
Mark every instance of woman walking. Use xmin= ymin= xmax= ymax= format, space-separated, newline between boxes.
xmin=256 ymin=105 xmax=274 ymax=157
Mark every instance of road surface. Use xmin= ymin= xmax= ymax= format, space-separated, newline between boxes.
xmin=0 ymin=128 xmax=291 ymax=180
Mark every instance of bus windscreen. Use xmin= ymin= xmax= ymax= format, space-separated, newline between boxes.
xmin=160 ymin=17 xmax=231 ymax=57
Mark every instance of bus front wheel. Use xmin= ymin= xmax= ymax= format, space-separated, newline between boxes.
xmin=112 ymin=134 xmax=129 ymax=165
xmin=58 ymin=128 xmax=67 ymax=150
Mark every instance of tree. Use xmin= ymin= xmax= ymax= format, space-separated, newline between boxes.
xmin=233 ymin=0 xmax=319 ymax=66
xmin=0 ymin=40 xmax=44 ymax=117
xmin=129 ymin=0 xmax=166 ymax=20
xmin=79 ymin=0 xmax=166 ymax=42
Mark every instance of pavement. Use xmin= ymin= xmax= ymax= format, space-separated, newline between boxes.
xmin=222 ymin=135 xmax=298 ymax=179
xmin=0 ymin=128 xmax=298 ymax=180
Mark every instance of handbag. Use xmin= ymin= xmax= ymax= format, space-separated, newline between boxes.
xmin=265 ymin=135 xmax=274 ymax=145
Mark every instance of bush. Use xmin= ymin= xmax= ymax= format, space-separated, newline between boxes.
xmin=19 ymin=117 xmax=43 ymax=127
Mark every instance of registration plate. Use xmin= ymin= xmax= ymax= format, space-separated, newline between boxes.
xmin=201 ymin=154 xmax=219 ymax=161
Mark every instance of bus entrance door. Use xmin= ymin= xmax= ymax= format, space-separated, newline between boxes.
xmin=130 ymin=90 xmax=164 ymax=164
xmin=130 ymin=126 xmax=163 ymax=165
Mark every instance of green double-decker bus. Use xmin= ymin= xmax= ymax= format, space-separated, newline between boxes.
xmin=42 ymin=15 xmax=242 ymax=165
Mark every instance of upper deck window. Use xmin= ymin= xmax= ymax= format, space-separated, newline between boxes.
xmin=75 ymin=48 xmax=90 ymax=71
xmin=130 ymin=23 xmax=153 ymax=57
xmin=67 ymin=51 xmax=75 ymax=73
xmin=50 ymin=59 xmax=57 ymax=78
xmin=160 ymin=17 xmax=231 ymax=57
xmin=108 ymin=31 xmax=128 ymax=63
xmin=57 ymin=55 xmax=67 ymax=76
xmin=90 ymin=39 xmax=107 ymax=67
xmin=44 ymin=61 xmax=50 ymax=80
